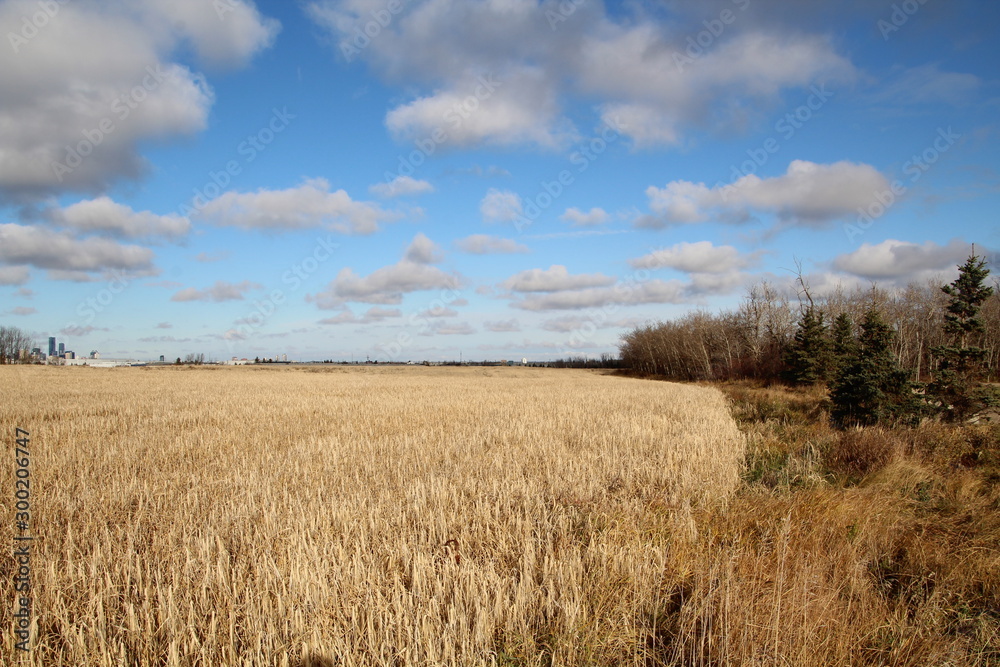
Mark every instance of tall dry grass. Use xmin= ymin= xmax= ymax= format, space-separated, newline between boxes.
xmin=0 ymin=365 xmax=744 ymax=665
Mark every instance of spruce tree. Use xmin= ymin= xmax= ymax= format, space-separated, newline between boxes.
xmin=830 ymin=313 xmax=857 ymax=378
xmin=928 ymin=253 xmax=995 ymax=421
xmin=783 ymin=306 xmax=831 ymax=385
xmin=831 ymin=307 xmax=915 ymax=427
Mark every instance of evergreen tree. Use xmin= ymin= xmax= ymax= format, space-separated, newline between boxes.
xmin=928 ymin=253 xmax=996 ymax=421
xmin=783 ymin=306 xmax=831 ymax=385
xmin=830 ymin=313 xmax=857 ymax=377
xmin=831 ymin=308 xmax=916 ymax=427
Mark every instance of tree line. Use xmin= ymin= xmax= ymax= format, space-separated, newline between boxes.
xmin=620 ymin=254 xmax=998 ymax=426
xmin=0 ymin=325 xmax=34 ymax=364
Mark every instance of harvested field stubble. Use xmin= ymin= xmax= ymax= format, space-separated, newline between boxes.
xmin=0 ymin=365 xmax=745 ymax=665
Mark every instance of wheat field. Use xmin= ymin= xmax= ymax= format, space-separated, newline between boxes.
xmin=0 ymin=365 xmax=745 ymax=666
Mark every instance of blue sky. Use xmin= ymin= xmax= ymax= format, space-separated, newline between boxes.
xmin=1 ymin=0 xmax=998 ymax=362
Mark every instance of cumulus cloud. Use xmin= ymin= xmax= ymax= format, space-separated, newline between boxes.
xmin=484 ymin=319 xmax=521 ymax=332
xmin=629 ymin=241 xmax=757 ymax=274
xmin=307 ymin=0 xmax=854 ymax=149
xmin=170 ymin=280 xmax=263 ymax=302
xmin=0 ymin=266 xmax=30 ymax=286
xmin=0 ymin=224 xmax=156 ymax=276
xmin=197 ymin=178 xmax=397 ymax=234
xmin=385 ymin=69 xmax=572 ymax=148
xmin=308 ymin=234 xmax=462 ymax=308
xmin=318 ymin=311 xmax=357 ymax=325
xmin=455 ymin=234 xmax=529 ymax=254
xmin=420 ymin=321 xmax=476 ymax=336
xmin=513 ymin=280 xmax=688 ymax=311
xmin=541 ymin=315 xmax=643 ymax=333
xmin=48 ymin=197 xmax=190 ymax=241
xmin=403 ymin=233 xmax=443 ymax=264
xmin=418 ymin=306 xmax=458 ymax=318
xmin=480 ymin=188 xmax=523 ymax=223
xmin=501 ymin=265 xmax=616 ymax=293
xmin=369 ymin=175 xmax=435 ymax=198
xmin=142 ymin=0 xmax=279 ymax=69
xmin=560 ymin=207 xmax=609 ymax=227
xmin=0 ymin=0 xmax=277 ymax=200
xmin=638 ymin=160 xmax=890 ymax=229
xmin=831 ymin=239 xmax=976 ymax=282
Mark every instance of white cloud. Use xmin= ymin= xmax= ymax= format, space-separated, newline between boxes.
xmin=639 ymin=160 xmax=890 ymax=229
xmin=318 ymin=311 xmax=357 ymax=325
xmin=307 ymin=1 xmax=854 ymax=149
xmin=0 ymin=224 xmax=155 ymax=275
xmin=5 ymin=306 xmax=35 ymax=316
xmin=170 ymin=280 xmax=263 ymax=302
xmin=308 ymin=233 xmax=462 ymax=308
xmin=142 ymin=0 xmax=279 ymax=69
xmin=629 ymin=241 xmax=755 ymax=274
xmin=541 ymin=315 xmax=643 ymax=333
xmin=0 ymin=265 xmax=30 ymax=286
xmin=502 ymin=265 xmax=616 ymax=293
xmin=480 ymin=188 xmax=523 ymax=223
xmin=0 ymin=0 xmax=276 ymax=200
xmin=197 ymin=178 xmax=397 ymax=233
xmin=560 ymin=207 xmax=609 ymax=227
xmin=484 ymin=319 xmax=521 ymax=332
xmin=403 ymin=233 xmax=443 ymax=264
xmin=51 ymin=197 xmax=190 ymax=241
xmin=385 ymin=68 xmax=572 ymax=148
xmin=512 ymin=280 xmax=688 ymax=311
xmin=360 ymin=306 xmax=402 ymax=322
xmin=418 ymin=306 xmax=458 ymax=318
xmin=455 ymin=234 xmax=529 ymax=254
xmin=369 ymin=175 xmax=434 ymax=198
xmin=831 ymin=239 xmax=975 ymax=281
xmin=420 ymin=321 xmax=476 ymax=336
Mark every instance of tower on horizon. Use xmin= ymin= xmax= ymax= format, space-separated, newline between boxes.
xmin=48 ymin=337 xmax=56 ymax=357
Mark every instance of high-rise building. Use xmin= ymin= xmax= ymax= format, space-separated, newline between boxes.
xmin=58 ymin=342 xmax=65 ymax=356
xmin=48 ymin=337 xmax=56 ymax=357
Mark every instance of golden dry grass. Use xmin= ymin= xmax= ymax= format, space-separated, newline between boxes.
xmin=0 ymin=365 xmax=745 ymax=666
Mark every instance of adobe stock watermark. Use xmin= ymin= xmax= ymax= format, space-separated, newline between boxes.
xmin=7 ymin=0 xmax=69 ymax=53
xmin=843 ymin=126 xmax=959 ymax=242
xmin=546 ymin=0 xmax=586 ymax=30
xmin=178 ymin=107 xmax=295 ymax=217
xmin=380 ymin=74 xmax=501 ymax=187
xmin=877 ymin=0 xmax=932 ymax=40
xmin=377 ymin=283 xmax=464 ymax=360
xmin=672 ymin=0 xmax=751 ymax=72
xmin=337 ymin=0 xmax=409 ymax=61
xmin=558 ymin=268 xmax=654 ymax=356
xmin=716 ymin=84 xmax=834 ymax=200
xmin=513 ymin=115 xmax=625 ymax=233
xmin=57 ymin=269 xmax=133 ymax=340
xmin=50 ymin=65 xmax=181 ymax=182
xmin=223 ymin=234 xmax=339 ymax=349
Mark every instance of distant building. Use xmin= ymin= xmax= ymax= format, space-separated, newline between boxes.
xmin=48 ymin=337 xmax=56 ymax=357
xmin=58 ymin=342 xmax=65 ymax=356
xmin=90 ymin=351 xmax=100 ymax=359
xmin=64 ymin=351 xmax=75 ymax=360
xmin=159 ymin=355 xmax=165 ymax=362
